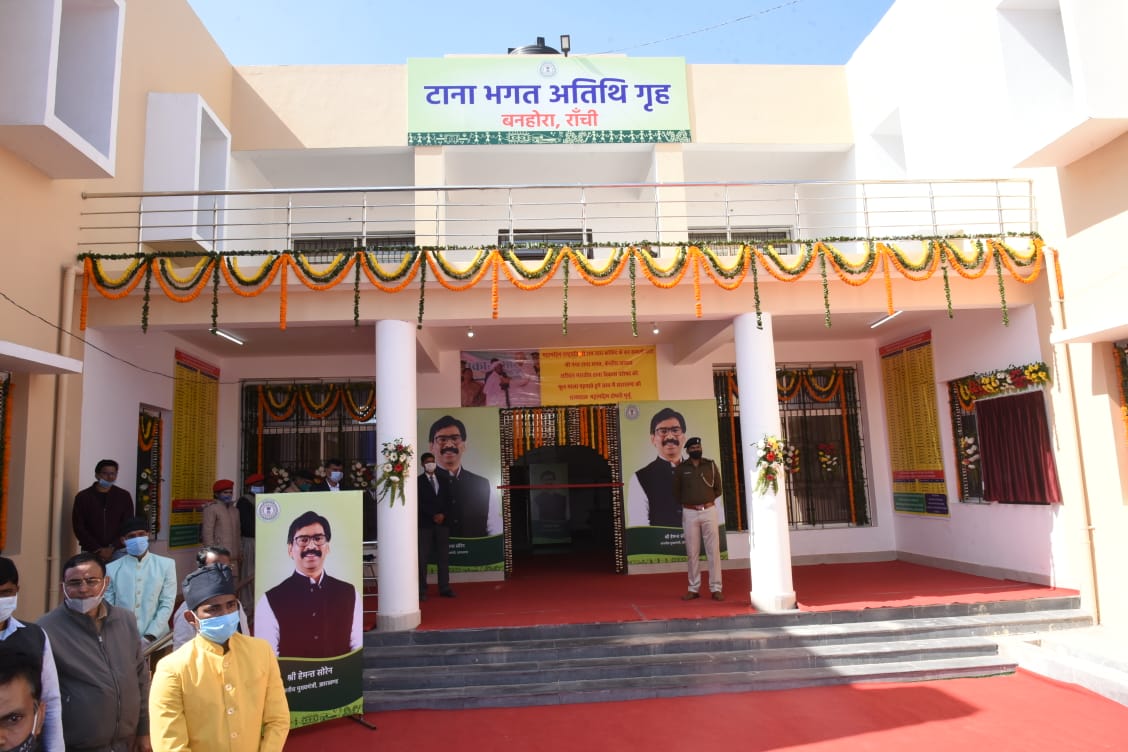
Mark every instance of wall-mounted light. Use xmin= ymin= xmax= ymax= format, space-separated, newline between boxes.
xmin=869 ymin=310 xmax=903 ymax=329
xmin=560 ymin=34 xmax=571 ymax=57
xmin=652 ymin=323 xmax=660 ymax=335
xmin=467 ymin=327 xmax=475 ymax=338
xmin=213 ymin=329 xmax=245 ymax=345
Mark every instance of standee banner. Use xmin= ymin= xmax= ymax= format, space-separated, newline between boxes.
xmin=408 ymin=56 xmax=691 ymax=145
xmin=254 ymin=491 xmax=364 ymax=727
xmin=620 ymin=399 xmax=727 ymax=564
xmin=418 ymin=408 xmax=504 ymax=572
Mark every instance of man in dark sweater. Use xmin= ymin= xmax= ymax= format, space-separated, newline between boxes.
xmin=72 ymin=459 xmax=134 ymax=562
xmin=38 ymin=553 xmax=150 ymax=752
xmin=254 ymin=511 xmax=361 ymax=658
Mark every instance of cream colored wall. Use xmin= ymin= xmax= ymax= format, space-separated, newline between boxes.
xmin=0 ymin=0 xmax=236 ymax=614
xmin=688 ymin=65 xmax=852 ymax=147
xmin=232 ymin=66 xmax=407 ymax=150
xmin=1046 ymin=132 xmax=1128 ymax=629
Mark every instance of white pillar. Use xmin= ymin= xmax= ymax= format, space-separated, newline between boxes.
xmin=375 ymin=319 xmax=421 ymax=631
xmin=733 ymin=312 xmax=797 ymax=611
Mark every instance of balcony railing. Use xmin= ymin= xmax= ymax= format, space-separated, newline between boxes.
xmin=79 ymin=178 xmax=1036 ymax=259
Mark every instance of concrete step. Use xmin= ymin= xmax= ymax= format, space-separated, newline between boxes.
xmin=366 ymin=655 xmax=1019 ymax=711
xmin=362 ymin=597 xmax=1090 ymax=712
xmin=366 ymin=635 xmax=1003 ymax=691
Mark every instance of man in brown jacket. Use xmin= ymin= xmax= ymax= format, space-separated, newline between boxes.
xmin=672 ymin=437 xmax=724 ymax=601
xmin=202 ymin=479 xmax=241 ymax=576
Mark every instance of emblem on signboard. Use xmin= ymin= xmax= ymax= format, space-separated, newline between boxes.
xmin=538 ymin=61 xmax=557 ymax=78
xmin=257 ymin=499 xmax=279 ymax=521
xmin=625 ymin=404 xmax=640 ymax=421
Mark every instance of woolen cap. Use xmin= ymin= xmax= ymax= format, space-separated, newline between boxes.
xmin=182 ymin=562 xmax=236 ymax=610
xmin=212 ymin=479 xmax=234 ymax=493
xmin=119 ymin=516 xmax=148 ymax=536
xmin=685 ymin=436 xmax=702 ymax=448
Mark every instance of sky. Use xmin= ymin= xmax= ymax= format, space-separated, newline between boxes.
xmin=186 ymin=0 xmax=896 ymax=66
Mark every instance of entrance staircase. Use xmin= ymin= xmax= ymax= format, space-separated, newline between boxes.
xmin=363 ymin=595 xmax=1090 ymax=711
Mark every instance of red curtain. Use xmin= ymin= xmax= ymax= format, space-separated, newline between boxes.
xmin=976 ymin=390 xmax=1062 ymax=504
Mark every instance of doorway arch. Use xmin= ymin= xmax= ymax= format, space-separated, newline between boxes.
xmin=500 ymin=405 xmax=625 ymax=575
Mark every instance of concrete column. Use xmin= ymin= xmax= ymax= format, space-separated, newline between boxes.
xmin=375 ymin=319 xmax=421 ymax=631
xmin=733 ymin=312 xmax=797 ymax=611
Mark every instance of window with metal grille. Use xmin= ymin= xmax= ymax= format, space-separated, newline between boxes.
xmin=690 ymin=227 xmax=794 ymax=257
xmin=713 ymin=365 xmax=871 ymax=529
xmin=496 ymin=229 xmax=594 ymax=260
xmin=292 ymin=234 xmax=415 ymax=265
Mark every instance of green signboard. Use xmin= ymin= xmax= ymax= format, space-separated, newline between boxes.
xmin=407 ymin=56 xmax=691 ymax=145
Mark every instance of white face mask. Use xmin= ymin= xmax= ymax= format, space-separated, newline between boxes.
xmin=329 ymin=470 xmax=344 ymax=483
xmin=423 ymin=462 xmax=437 ymax=474
xmin=63 ymin=580 xmax=106 ymax=615
xmin=0 ymin=595 xmax=17 ymax=623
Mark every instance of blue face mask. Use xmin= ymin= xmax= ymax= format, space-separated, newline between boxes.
xmin=124 ymin=536 xmax=149 ymax=557
xmin=196 ymin=609 xmax=240 ymax=644
xmin=96 ymin=478 xmax=113 ymax=489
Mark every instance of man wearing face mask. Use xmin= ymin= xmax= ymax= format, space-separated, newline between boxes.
xmin=310 ymin=459 xmax=352 ymax=493
xmin=201 ymin=480 xmax=242 ymax=577
xmin=72 ymin=459 xmax=135 ymax=563
xmin=170 ymin=547 xmax=250 ymax=651
xmin=254 ymin=511 xmax=362 ymax=658
xmin=0 ymin=649 xmax=46 ymax=752
xmin=673 ymin=437 xmax=725 ymax=602
xmin=38 ymin=553 xmax=150 ymax=752
xmin=417 ymin=452 xmax=457 ymax=600
xmin=0 ymin=559 xmax=63 ymax=752
xmin=150 ymin=563 xmax=288 ymax=752
xmin=105 ymin=518 xmax=177 ymax=646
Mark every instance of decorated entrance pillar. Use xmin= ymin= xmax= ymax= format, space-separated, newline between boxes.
xmin=375 ymin=319 xmax=421 ymax=631
xmin=733 ymin=312 xmax=797 ymax=611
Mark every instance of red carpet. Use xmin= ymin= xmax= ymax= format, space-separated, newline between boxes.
xmin=286 ymin=671 xmax=1128 ymax=751
xmin=364 ymin=557 xmax=1077 ymax=631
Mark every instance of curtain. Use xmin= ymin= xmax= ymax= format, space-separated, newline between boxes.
xmin=976 ymin=390 xmax=1062 ymax=504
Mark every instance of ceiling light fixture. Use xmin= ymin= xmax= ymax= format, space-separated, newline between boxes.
xmin=467 ymin=327 xmax=475 ymax=338
xmin=869 ymin=310 xmax=904 ymax=329
xmin=212 ymin=329 xmax=245 ymax=346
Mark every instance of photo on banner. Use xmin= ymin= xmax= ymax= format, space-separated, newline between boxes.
xmin=619 ymin=399 xmax=727 ymax=564
xmin=418 ymin=408 xmax=504 ymax=572
xmin=460 ymin=351 xmax=540 ymax=407
xmin=253 ymin=490 xmax=363 ymax=727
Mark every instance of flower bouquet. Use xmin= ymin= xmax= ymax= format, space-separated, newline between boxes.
xmin=269 ymin=466 xmax=291 ymax=493
xmin=817 ymin=443 xmax=840 ymax=473
xmin=959 ymin=436 xmax=980 ymax=471
xmin=350 ymin=460 xmax=376 ymax=491
xmin=752 ymin=435 xmax=798 ymax=495
xmin=375 ymin=438 xmax=414 ymax=505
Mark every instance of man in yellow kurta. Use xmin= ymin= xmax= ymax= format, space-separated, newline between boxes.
xmin=150 ymin=563 xmax=289 ymax=752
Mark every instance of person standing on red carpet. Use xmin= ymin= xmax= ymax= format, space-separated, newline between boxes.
xmin=673 ymin=437 xmax=724 ymax=601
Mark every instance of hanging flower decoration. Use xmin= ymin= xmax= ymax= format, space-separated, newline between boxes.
xmin=350 ymin=460 xmax=376 ymax=491
xmin=375 ymin=439 xmax=414 ymax=505
xmin=752 ymin=435 xmax=799 ymax=495
xmin=817 ymin=443 xmax=840 ymax=473
xmin=959 ymin=436 xmax=980 ymax=471
xmin=952 ymin=360 xmax=1051 ymax=409
xmin=77 ymin=234 xmax=1044 ymax=333
xmin=269 ymin=466 xmax=291 ymax=493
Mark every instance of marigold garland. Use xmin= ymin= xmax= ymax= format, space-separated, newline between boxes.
xmin=629 ymin=252 xmax=638 ymax=336
xmin=78 ymin=234 xmax=1046 ymax=331
xmin=279 ymin=257 xmax=288 ymax=331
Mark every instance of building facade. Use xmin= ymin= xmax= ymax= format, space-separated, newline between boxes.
xmin=0 ymin=0 xmax=1125 ymax=633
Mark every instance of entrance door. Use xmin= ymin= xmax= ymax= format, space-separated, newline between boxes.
xmin=509 ymin=445 xmax=616 ymax=572
xmin=500 ymin=405 xmax=625 ymax=575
